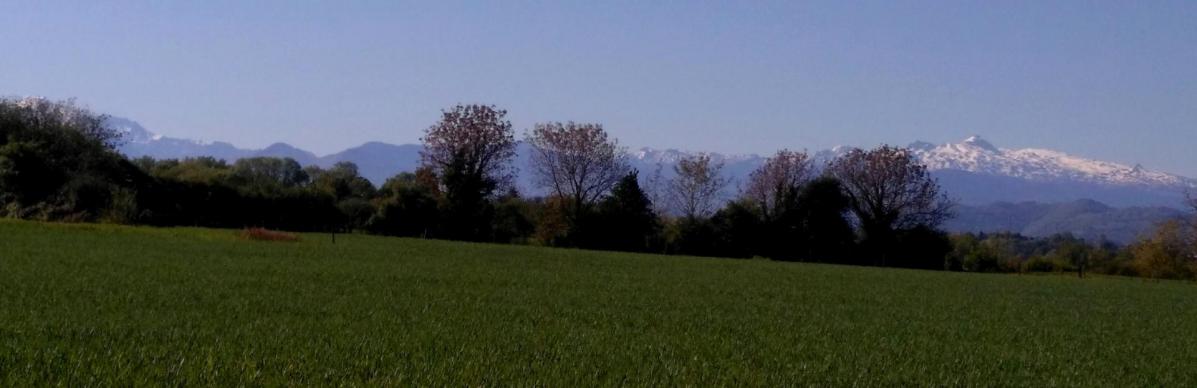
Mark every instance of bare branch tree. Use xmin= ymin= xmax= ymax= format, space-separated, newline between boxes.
xmin=644 ymin=163 xmax=671 ymax=217
xmin=526 ymin=121 xmax=629 ymax=219
xmin=742 ymin=149 xmax=813 ymax=219
xmin=669 ymin=154 xmax=729 ymax=219
xmin=827 ymin=145 xmax=952 ymax=234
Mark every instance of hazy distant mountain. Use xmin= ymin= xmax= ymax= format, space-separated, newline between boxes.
xmin=109 ymin=118 xmax=419 ymax=184
xmin=111 ymin=117 xmax=1195 ymax=208
xmin=108 ymin=117 xmax=251 ymax=162
xmin=321 ymin=142 xmax=422 ymax=184
xmin=253 ymin=143 xmax=319 ymax=166
xmin=944 ymin=199 xmax=1187 ymax=244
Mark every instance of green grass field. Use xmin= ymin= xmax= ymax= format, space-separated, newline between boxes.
xmin=1 ymin=220 xmax=1195 ymax=386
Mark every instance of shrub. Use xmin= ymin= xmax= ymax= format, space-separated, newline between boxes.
xmin=532 ymin=196 xmax=570 ymax=246
xmin=1129 ymin=221 xmax=1195 ymax=280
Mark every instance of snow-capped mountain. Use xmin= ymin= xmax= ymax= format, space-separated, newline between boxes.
xmin=111 ymin=116 xmax=1194 ymax=208
xmin=104 ymin=116 xmax=158 ymax=143
xmin=905 ymin=136 xmax=1194 ymax=207
xmin=108 ymin=117 xmax=255 ymax=163
xmin=630 ymin=136 xmax=1195 ymax=207
xmin=632 ymin=147 xmax=761 ymax=165
xmin=910 ymin=135 xmax=1193 ymax=188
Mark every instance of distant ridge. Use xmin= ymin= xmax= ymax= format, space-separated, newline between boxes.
xmin=107 ymin=118 xmax=420 ymax=184
xmin=945 ymin=200 xmax=1187 ymax=244
xmin=109 ymin=117 xmax=1196 ymax=208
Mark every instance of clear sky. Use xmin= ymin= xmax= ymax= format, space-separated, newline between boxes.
xmin=2 ymin=1 xmax=1195 ymax=175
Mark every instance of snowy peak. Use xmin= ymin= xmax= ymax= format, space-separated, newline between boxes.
xmin=631 ymin=135 xmax=1195 ymax=190
xmin=104 ymin=117 xmax=158 ymax=143
xmin=961 ymin=135 xmax=999 ymax=152
xmin=632 ymin=147 xmax=759 ymax=165
xmin=912 ymin=136 xmax=1195 ymax=188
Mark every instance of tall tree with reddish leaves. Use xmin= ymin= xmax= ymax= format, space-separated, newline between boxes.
xmin=526 ymin=121 xmax=629 ymax=230
xmin=828 ymin=145 xmax=952 ymax=266
xmin=742 ymin=149 xmax=813 ymax=220
xmin=420 ymin=104 xmax=516 ymax=241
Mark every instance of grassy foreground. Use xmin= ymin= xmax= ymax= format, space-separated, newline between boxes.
xmin=1 ymin=220 xmax=1195 ymax=386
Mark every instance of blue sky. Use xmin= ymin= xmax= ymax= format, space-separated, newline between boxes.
xmin=2 ymin=1 xmax=1195 ymax=175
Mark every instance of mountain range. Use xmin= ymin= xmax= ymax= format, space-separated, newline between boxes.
xmin=946 ymin=200 xmax=1186 ymax=244
xmin=108 ymin=117 xmax=1194 ymax=243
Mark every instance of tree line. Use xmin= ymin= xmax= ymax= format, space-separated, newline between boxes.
xmin=2 ymin=98 xmax=1194 ymax=279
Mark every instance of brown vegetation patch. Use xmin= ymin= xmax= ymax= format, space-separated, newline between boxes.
xmin=238 ymin=227 xmax=300 ymax=242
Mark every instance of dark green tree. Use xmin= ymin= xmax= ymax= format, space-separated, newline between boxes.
xmin=587 ymin=171 xmax=661 ymax=252
xmin=307 ymin=162 xmax=376 ymax=200
xmin=709 ymin=200 xmax=763 ymax=258
xmin=0 ymin=141 xmax=62 ymax=206
xmin=0 ymin=97 xmax=134 ymax=220
xmin=228 ymin=157 xmax=309 ymax=194
xmin=307 ymin=161 xmax=377 ymax=229
xmin=492 ymin=189 xmax=536 ymax=244
xmin=369 ymin=172 xmax=440 ymax=238
xmin=792 ymin=177 xmax=856 ymax=263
